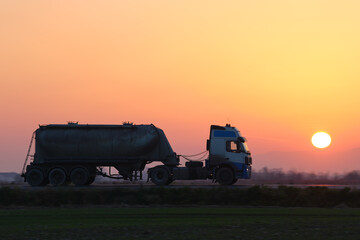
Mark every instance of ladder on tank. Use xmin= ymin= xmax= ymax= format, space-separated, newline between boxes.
xmin=21 ymin=132 xmax=35 ymax=177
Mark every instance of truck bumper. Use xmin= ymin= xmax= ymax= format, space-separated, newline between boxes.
xmin=233 ymin=163 xmax=251 ymax=179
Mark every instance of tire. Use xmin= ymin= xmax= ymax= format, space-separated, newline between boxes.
xmin=48 ymin=168 xmax=67 ymax=186
xmin=70 ymin=167 xmax=90 ymax=186
xmin=216 ymin=167 xmax=235 ymax=185
xmin=150 ymin=167 xmax=170 ymax=186
xmin=26 ymin=168 xmax=45 ymax=186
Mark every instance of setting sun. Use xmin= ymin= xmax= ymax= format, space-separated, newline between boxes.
xmin=311 ymin=132 xmax=331 ymax=149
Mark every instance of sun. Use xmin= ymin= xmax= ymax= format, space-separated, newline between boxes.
xmin=311 ymin=132 xmax=331 ymax=148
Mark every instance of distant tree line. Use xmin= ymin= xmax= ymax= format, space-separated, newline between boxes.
xmin=251 ymin=167 xmax=360 ymax=184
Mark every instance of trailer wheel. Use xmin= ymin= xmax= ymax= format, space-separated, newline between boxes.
xmin=216 ymin=167 xmax=235 ymax=185
xmin=26 ymin=168 xmax=45 ymax=186
xmin=70 ymin=167 xmax=90 ymax=186
xmin=49 ymin=168 xmax=67 ymax=186
xmin=150 ymin=167 xmax=170 ymax=186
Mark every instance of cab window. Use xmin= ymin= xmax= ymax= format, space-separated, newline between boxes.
xmin=226 ymin=141 xmax=239 ymax=153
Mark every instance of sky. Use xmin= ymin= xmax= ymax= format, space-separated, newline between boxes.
xmin=1 ymin=0 xmax=360 ymax=173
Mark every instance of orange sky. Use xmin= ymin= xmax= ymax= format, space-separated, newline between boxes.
xmin=1 ymin=1 xmax=360 ymax=172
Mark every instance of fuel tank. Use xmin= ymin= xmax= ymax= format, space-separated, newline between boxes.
xmin=34 ymin=123 xmax=178 ymax=165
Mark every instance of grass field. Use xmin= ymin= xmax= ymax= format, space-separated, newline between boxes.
xmin=1 ymin=207 xmax=360 ymax=240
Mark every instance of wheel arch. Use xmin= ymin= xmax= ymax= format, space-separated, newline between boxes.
xmin=148 ymin=165 xmax=171 ymax=176
xmin=69 ymin=165 xmax=91 ymax=176
xmin=216 ymin=163 xmax=237 ymax=175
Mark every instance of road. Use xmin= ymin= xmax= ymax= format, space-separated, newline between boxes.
xmin=1 ymin=181 xmax=359 ymax=189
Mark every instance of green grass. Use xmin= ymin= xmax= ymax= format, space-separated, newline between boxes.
xmin=0 ymin=207 xmax=360 ymax=240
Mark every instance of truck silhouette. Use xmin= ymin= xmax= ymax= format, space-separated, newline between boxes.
xmin=22 ymin=123 xmax=252 ymax=186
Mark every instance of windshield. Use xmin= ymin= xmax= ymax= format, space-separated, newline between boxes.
xmin=240 ymin=142 xmax=249 ymax=152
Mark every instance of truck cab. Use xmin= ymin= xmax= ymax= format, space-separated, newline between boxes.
xmin=149 ymin=124 xmax=252 ymax=186
xmin=206 ymin=124 xmax=252 ymax=183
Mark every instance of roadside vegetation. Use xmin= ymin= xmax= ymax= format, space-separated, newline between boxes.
xmin=1 ymin=185 xmax=360 ymax=207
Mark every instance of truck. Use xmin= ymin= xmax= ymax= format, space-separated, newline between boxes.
xmin=22 ymin=123 xmax=252 ymax=186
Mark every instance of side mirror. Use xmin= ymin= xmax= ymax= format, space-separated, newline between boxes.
xmin=206 ymin=139 xmax=210 ymax=151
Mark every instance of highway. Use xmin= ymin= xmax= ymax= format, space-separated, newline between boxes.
xmin=1 ymin=181 xmax=359 ymax=190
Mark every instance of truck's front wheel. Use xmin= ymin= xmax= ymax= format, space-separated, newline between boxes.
xmin=216 ymin=167 xmax=235 ymax=185
xmin=150 ymin=167 xmax=170 ymax=186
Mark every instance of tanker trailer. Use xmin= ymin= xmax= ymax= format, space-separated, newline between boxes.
xmin=22 ymin=123 xmax=178 ymax=186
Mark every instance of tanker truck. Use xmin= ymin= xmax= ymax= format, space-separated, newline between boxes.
xmin=21 ymin=123 xmax=252 ymax=186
